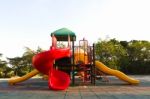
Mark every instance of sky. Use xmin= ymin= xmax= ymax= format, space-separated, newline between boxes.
xmin=0 ymin=0 xmax=150 ymax=58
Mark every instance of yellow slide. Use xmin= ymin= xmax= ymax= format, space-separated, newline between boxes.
xmin=95 ymin=61 xmax=140 ymax=84
xmin=8 ymin=69 xmax=39 ymax=85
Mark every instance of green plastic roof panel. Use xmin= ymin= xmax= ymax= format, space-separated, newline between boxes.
xmin=51 ymin=28 xmax=76 ymax=41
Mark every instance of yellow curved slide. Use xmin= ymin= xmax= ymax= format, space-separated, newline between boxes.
xmin=8 ymin=69 xmax=39 ymax=85
xmin=95 ymin=61 xmax=140 ymax=84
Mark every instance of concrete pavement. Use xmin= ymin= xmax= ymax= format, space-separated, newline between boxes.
xmin=0 ymin=75 xmax=150 ymax=99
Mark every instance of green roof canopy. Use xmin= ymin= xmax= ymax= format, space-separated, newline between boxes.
xmin=51 ymin=28 xmax=76 ymax=41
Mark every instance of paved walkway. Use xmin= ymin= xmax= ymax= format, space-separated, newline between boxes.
xmin=0 ymin=75 xmax=150 ymax=99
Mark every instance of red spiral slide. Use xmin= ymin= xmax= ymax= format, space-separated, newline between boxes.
xmin=32 ymin=47 xmax=71 ymax=90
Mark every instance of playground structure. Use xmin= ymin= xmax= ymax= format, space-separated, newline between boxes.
xmin=8 ymin=28 xmax=140 ymax=90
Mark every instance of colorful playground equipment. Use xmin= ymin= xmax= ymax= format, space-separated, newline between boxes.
xmin=8 ymin=28 xmax=140 ymax=90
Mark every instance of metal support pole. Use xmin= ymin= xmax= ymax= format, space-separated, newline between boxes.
xmin=89 ymin=46 xmax=93 ymax=84
xmin=72 ymin=37 xmax=75 ymax=85
xmin=93 ymin=44 xmax=96 ymax=85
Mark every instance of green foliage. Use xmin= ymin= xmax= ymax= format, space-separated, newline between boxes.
xmin=123 ymin=40 xmax=150 ymax=74
xmin=95 ymin=38 xmax=127 ymax=70
xmin=57 ymin=42 xmax=66 ymax=48
xmin=0 ymin=54 xmax=13 ymax=78
xmin=95 ymin=39 xmax=150 ymax=74
xmin=6 ymin=47 xmax=43 ymax=77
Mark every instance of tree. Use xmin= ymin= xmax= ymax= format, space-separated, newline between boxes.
xmin=22 ymin=47 xmax=36 ymax=72
xmin=0 ymin=53 xmax=13 ymax=78
xmin=95 ymin=39 xmax=127 ymax=70
xmin=7 ymin=57 xmax=23 ymax=76
xmin=21 ymin=46 xmax=43 ymax=72
xmin=126 ymin=40 xmax=150 ymax=74
xmin=57 ymin=42 xmax=66 ymax=48
xmin=120 ymin=41 xmax=128 ymax=48
xmin=7 ymin=47 xmax=43 ymax=76
xmin=7 ymin=46 xmax=44 ymax=76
